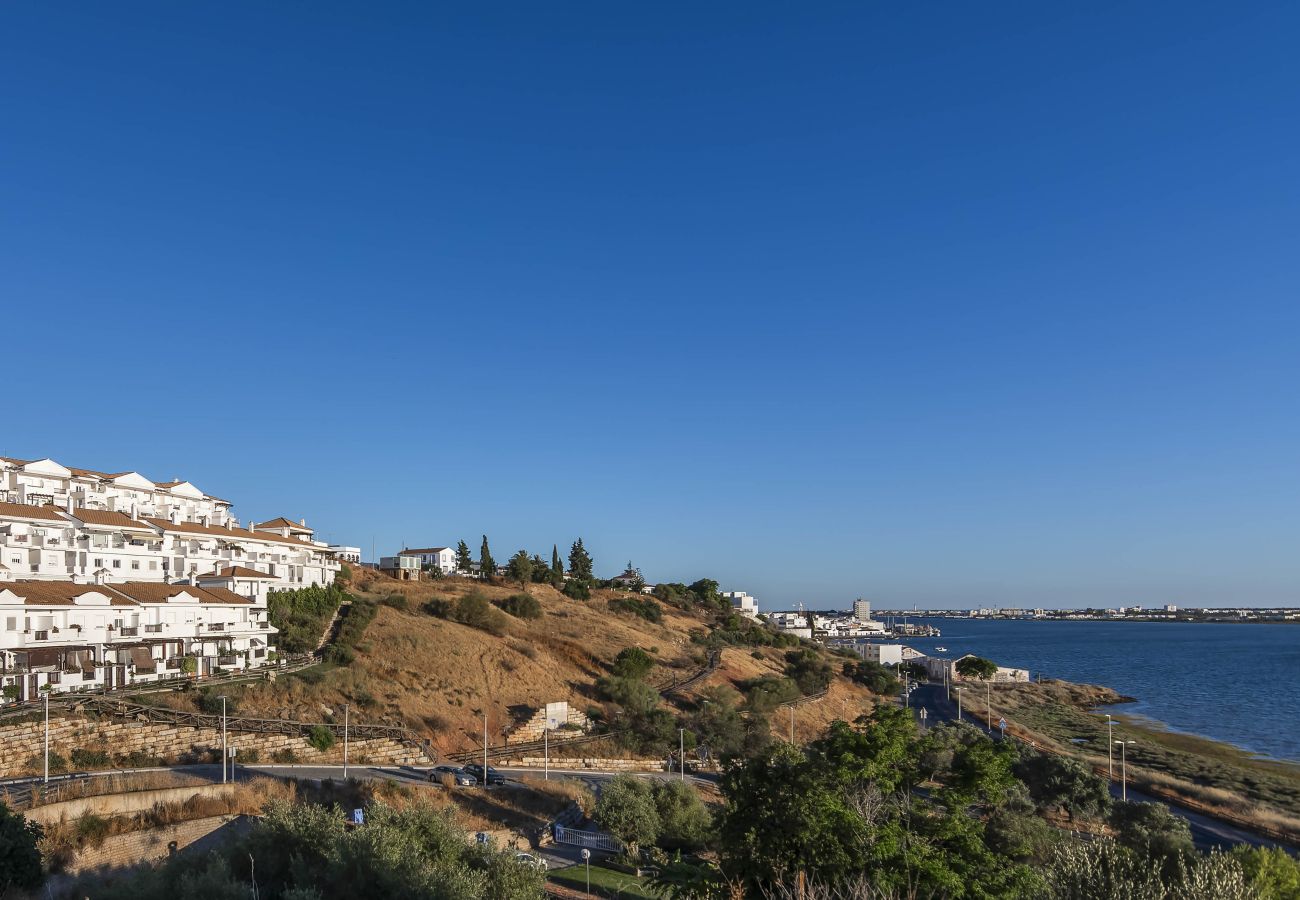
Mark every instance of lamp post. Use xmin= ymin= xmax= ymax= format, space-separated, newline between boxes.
xmin=1114 ymin=739 xmax=1135 ymax=801
xmin=543 ymin=728 xmax=549 ymax=781
xmin=582 ymin=848 xmax=591 ymax=893
xmin=218 ymin=696 xmax=229 ymax=784
xmin=1106 ymin=714 xmax=1114 ymax=781
xmin=955 ymin=686 xmax=963 ymax=722
xmin=789 ymin=706 xmax=795 ymax=744
xmin=679 ymin=728 xmax=685 ymax=782
xmin=986 ymin=680 xmax=992 ymax=731
xmin=483 ymin=713 xmax=488 ymax=784
xmin=43 ymin=689 xmax=50 ymax=784
xmin=343 ymin=703 xmax=349 ymax=779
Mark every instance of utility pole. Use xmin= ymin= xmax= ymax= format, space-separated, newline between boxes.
xmin=986 ymin=680 xmax=992 ymax=732
xmin=956 ymin=686 xmax=963 ymax=721
xmin=1106 ymin=714 xmax=1114 ymax=781
xmin=219 ymin=696 xmax=229 ymax=784
xmin=543 ymin=728 xmax=549 ymax=781
xmin=1115 ymin=739 xmax=1134 ymax=801
xmin=483 ymin=713 xmax=488 ymax=783
xmin=43 ymin=690 xmax=50 ymax=784
xmin=789 ymin=706 xmax=795 ymax=744
xmin=679 ymin=728 xmax=685 ymax=782
xmin=343 ymin=703 xmax=349 ymax=779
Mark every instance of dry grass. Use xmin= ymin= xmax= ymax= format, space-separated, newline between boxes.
xmin=2 ymin=770 xmax=213 ymax=811
xmin=38 ymin=778 xmax=296 ymax=871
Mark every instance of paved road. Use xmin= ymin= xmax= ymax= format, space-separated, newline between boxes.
xmin=908 ymin=682 xmax=1290 ymax=851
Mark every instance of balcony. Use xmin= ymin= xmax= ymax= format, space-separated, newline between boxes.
xmin=120 ymin=627 xmax=139 ymax=637
xmin=217 ymin=656 xmax=239 ymax=667
xmin=206 ymin=623 xmax=226 ymax=632
xmin=258 ymin=621 xmax=270 ymax=629
xmin=145 ymin=624 xmax=163 ymax=634
xmin=33 ymin=631 xmax=49 ymax=642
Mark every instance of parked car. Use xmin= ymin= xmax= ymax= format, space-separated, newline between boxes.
xmin=514 ymin=852 xmax=548 ymax=871
xmin=462 ymin=763 xmax=507 ymax=785
xmin=430 ymin=765 xmax=477 ymax=786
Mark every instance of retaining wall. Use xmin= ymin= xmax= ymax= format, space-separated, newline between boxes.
xmin=0 ymin=714 xmax=427 ymax=778
xmin=23 ymin=782 xmax=240 ymax=825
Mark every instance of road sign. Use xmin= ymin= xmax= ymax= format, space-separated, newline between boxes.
xmin=581 ymin=849 xmax=591 ymax=860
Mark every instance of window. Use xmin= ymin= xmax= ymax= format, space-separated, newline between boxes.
xmin=148 ymin=561 xmax=158 ymax=571
xmin=4 ymin=617 xmax=14 ymax=631
xmin=112 ymin=559 xmax=121 ymax=568
xmin=94 ymin=558 xmax=104 ymax=567
xmin=131 ymin=561 xmax=140 ymax=570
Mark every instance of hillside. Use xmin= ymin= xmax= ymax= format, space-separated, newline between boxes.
xmin=222 ymin=571 xmax=880 ymax=757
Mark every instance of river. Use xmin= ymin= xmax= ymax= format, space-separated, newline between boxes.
xmin=881 ymin=618 xmax=1300 ymax=762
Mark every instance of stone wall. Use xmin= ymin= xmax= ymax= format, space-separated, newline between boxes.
xmin=24 ymin=783 xmax=240 ymax=825
xmin=0 ymin=714 xmax=428 ymax=778
xmin=498 ymin=756 xmax=718 ymax=773
xmin=61 ymin=814 xmax=248 ymax=874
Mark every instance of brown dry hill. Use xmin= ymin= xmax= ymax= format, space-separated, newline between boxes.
xmin=223 ymin=571 xmax=879 ymax=756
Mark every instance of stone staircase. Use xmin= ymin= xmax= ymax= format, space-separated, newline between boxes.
xmin=507 ymin=702 xmax=591 ymax=742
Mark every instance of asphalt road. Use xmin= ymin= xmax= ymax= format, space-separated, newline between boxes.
xmin=908 ymin=682 xmax=1289 ymax=851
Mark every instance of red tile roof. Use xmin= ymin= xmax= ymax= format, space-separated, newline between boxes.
xmin=0 ymin=501 xmax=68 ymax=522
xmin=68 ymin=508 xmax=155 ymax=531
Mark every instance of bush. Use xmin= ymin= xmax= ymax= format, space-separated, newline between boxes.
xmin=307 ymin=725 xmax=336 ymax=753
xmin=196 ymin=688 xmax=237 ymax=716
xmin=651 ymin=780 xmax=713 ymax=851
xmin=497 ymin=594 xmax=542 ymax=620
xmin=0 ymin=803 xmax=43 ymax=892
xmin=841 ymin=660 xmax=901 ymax=696
xmin=422 ymin=598 xmax=452 ymax=618
xmin=272 ymin=748 xmax=299 ymax=763
xmin=595 ymin=775 xmax=660 ymax=853
xmin=268 ymin=583 xmax=348 ymax=655
xmin=563 ymin=579 xmax=591 ymax=601
xmin=608 ymin=597 xmax=663 ymax=623
xmin=452 ymin=592 xmax=509 ymax=636
xmin=380 ymin=593 xmax=409 ymax=611
xmin=783 ymin=649 xmax=833 ymax=695
xmin=70 ymin=747 xmax=112 ymax=769
xmin=611 ymin=646 xmax=655 ymax=680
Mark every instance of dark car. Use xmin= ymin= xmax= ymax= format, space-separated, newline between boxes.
xmin=462 ymin=763 xmax=506 ymax=785
xmin=429 ymin=765 xmax=477 ymax=786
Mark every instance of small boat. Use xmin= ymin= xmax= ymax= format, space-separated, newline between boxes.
xmin=935 ymin=646 xmax=948 ymax=652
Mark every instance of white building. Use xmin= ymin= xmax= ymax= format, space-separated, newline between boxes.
xmin=856 ymin=643 xmax=906 ymax=666
xmin=723 ymin=591 xmax=759 ymax=620
xmin=0 ymin=579 xmax=277 ymax=701
xmin=400 ymin=547 xmax=457 ymax=574
xmin=921 ymin=654 xmax=1030 ymax=684
xmin=329 ymin=546 xmax=362 ymax=565
xmin=852 ymin=598 xmax=871 ymax=620
xmin=0 ymin=457 xmax=341 ymax=589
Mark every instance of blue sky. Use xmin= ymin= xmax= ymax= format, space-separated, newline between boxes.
xmin=3 ymin=3 xmax=1298 ymax=609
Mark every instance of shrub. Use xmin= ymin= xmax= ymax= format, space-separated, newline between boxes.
xmin=608 ymin=596 xmax=663 ymax=623
xmin=497 ymin=594 xmax=542 ymax=620
xmin=611 ymin=646 xmax=655 ymax=680
xmin=307 ymin=726 xmax=336 ymax=753
xmin=563 ymin=580 xmax=591 ymax=601
xmin=196 ymin=688 xmax=237 ymax=716
xmin=783 ymin=649 xmax=833 ymax=695
xmin=595 ymin=775 xmax=660 ymax=854
xmin=380 ymin=593 xmax=410 ymax=611
xmin=452 ymin=592 xmax=509 ymax=636
xmin=0 ymin=803 xmax=43 ymax=892
xmin=841 ymin=660 xmax=901 ymax=696
xmin=422 ymin=598 xmax=452 ymax=618
xmin=272 ymin=748 xmax=299 ymax=763
xmin=74 ymin=813 xmax=111 ymax=848
xmin=268 ymin=583 xmax=348 ymax=655
xmin=70 ymin=748 xmax=112 ymax=769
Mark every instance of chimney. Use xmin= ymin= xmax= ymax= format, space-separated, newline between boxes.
xmin=300 ymin=518 xmax=306 ymax=527
xmin=131 ymin=501 xmax=138 ymax=519
xmin=94 ymin=569 xmax=107 ymax=586
xmin=67 ymin=495 xmax=75 ymax=514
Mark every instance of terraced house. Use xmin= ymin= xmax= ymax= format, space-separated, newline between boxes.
xmin=0 ymin=455 xmax=342 ymax=702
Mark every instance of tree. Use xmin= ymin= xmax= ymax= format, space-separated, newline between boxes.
xmin=596 ymin=775 xmax=661 ymax=855
xmin=455 ymin=540 xmax=473 ymax=573
xmin=550 ymin=545 xmax=564 ymax=582
xmin=1109 ymin=801 xmax=1194 ymax=871
xmin=783 ymin=648 xmax=833 ymax=695
xmin=652 ymin=780 xmax=713 ymax=850
xmin=841 ymin=660 xmax=901 ymax=695
xmin=529 ymin=554 xmax=550 ymax=583
xmin=611 ymin=646 xmax=654 ymax=680
xmin=0 ymin=802 xmax=43 ymax=895
xmin=1013 ymin=750 xmax=1111 ymax=823
xmin=568 ymin=538 xmax=594 ymax=582
xmin=505 ymin=550 xmax=533 ymax=588
xmin=479 ymin=535 xmax=496 ymax=580
xmin=955 ymin=655 xmax=999 ymax=681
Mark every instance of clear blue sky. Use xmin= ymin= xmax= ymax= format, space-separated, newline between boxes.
xmin=3 ymin=3 xmax=1298 ymax=609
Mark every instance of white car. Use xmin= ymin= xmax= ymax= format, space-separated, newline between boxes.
xmin=515 ymin=852 xmax=548 ymax=871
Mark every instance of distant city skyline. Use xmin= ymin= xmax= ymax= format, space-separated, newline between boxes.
xmin=4 ymin=4 xmax=1298 ymax=608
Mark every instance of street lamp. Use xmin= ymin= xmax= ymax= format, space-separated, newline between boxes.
xmin=218 ymin=696 xmax=229 ymax=783
xmin=343 ymin=703 xmax=349 ymax=779
xmin=543 ymin=727 xmax=549 ymax=781
xmin=789 ymin=706 xmax=795 ymax=744
xmin=43 ymin=689 xmax=50 ymax=784
xmin=679 ymin=728 xmax=686 ymax=782
xmin=582 ymin=848 xmax=591 ymax=893
xmin=955 ymin=686 xmax=963 ymax=721
xmin=1114 ymin=739 xmax=1135 ymax=801
xmin=1105 ymin=714 xmax=1114 ymax=781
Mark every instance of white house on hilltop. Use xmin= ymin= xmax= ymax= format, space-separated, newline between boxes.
xmin=400 ymin=547 xmax=457 ymax=575
xmin=723 ymin=591 xmax=759 ymax=620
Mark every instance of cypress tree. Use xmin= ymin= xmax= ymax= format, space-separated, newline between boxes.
xmin=455 ymin=540 xmax=473 ymax=573
xmin=479 ymin=535 xmax=496 ymax=580
xmin=551 ymin=544 xmax=564 ymax=580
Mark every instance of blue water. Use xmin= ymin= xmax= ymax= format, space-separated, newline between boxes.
xmin=894 ymin=618 xmax=1300 ymax=762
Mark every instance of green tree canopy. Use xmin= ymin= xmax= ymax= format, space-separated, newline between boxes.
xmin=478 ymin=535 xmax=496 ymax=580
xmin=568 ymin=538 xmax=594 ymax=581
xmin=0 ymin=802 xmax=43 ymax=895
xmin=611 ymin=646 xmax=655 ymax=680
xmin=596 ymin=775 xmax=661 ymax=854
xmin=455 ymin=540 xmax=473 ymax=572
xmin=955 ymin=655 xmax=999 ymax=680
xmin=505 ymin=550 xmax=533 ymax=588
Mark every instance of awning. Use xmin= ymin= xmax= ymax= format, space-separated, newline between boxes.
xmin=23 ymin=648 xmax=61 ymax=669
xmin=63 ymin=649 xmax=95 ymax=674
xmin=130 ymin=647 xmax=157 ymax=673
xmin=251 ymin=638 xmax=265 ymax=647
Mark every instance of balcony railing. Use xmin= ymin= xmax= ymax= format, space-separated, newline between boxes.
xmin=33 ymin=631 xmax=49 ymax=642
xmin=145 ymin=624 xmax=163 ymax=633
xmin=217 ymin=656 xmax=239 ymax=667
xmin=206 ymin=624 xmax=225 ymax=632
xmin=120 ymin=627 xmax=139 ymax=637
